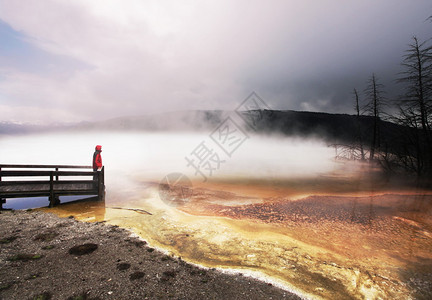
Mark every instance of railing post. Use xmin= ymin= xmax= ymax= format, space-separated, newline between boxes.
xmin=98 ymin=166 xmax=105 ymax=201
xmin=0 ymin=166 xmax=4 ymax=210
xmin=49 ymin=171 xmax=55 ymax=207
xmin=55 ymin=167 xmax=59 ymax=181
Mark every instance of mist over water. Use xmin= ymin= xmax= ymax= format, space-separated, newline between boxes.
xmin=0 ymin=131 xmax=338 ymax=186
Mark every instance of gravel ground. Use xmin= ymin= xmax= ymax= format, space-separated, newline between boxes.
xmin=0 ymin=210 xmax=301 ymax=300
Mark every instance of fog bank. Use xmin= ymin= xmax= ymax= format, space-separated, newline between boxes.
xmin=0 ymin=131 xmax=337 ymax=185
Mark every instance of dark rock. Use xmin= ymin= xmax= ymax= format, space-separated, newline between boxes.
xmin=134 ymin=240 xmax=146 ymax=247
xmin=117 ymin=263 xmax=131 ymax=271
xmin=161 ymin=255 xmax=171 ymax=261
xmin=162 ymin=270 xmax=176 ymax=278
xmin=68 ymin=244 xmax=98 ymax=256
xmin=161 ymin=270 xmax=177 ymax=282
xmin=130 ymin=271 xmax=145 ymax=281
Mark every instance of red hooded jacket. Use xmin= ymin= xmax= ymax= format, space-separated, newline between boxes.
xmin=93 ymin=145 xmax=102 ymax=171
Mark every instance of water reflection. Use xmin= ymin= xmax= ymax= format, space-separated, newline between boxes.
xmin=41 ymin=197 xmax=106 ymax=222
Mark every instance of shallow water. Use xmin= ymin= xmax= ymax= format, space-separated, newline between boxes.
xmin=2 ymin=132 xmax=432 ymax=299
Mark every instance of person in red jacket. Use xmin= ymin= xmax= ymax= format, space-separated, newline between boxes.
xmin=93 ymin=145 xmax=103 ymax=171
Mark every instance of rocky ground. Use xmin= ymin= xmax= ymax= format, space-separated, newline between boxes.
xmin=0 ymin=210 xmax=301 ymax=300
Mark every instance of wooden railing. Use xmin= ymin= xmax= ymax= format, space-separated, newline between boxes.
xmin=0 ymin=164 xmax=105 ymax=209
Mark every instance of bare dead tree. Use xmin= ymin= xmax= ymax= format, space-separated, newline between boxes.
xmin=363 ymin=74 xmax=385 ymax=160
xmin=346 ymin=18 xmax=432 ymax=177
xmin=398 ymin=37 xmax=432 ymax=132
xmin=353 ymin=88 xmax=366 ymax=160
xmin=396 ymin=36 xmax=432 ymax=176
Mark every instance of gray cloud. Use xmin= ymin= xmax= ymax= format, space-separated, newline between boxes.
xmin=0 ymin=0 xmax=431 ymax=123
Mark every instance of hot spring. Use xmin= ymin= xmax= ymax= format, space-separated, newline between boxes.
xmin=1 ymin=131 xmax=431 ymax=299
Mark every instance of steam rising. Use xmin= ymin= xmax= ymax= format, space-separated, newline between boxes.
xmin=0 ymin=131 xmax=337 ymax=188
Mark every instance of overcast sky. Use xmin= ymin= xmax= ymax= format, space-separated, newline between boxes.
xmin=0 ymin=0 xmax=431 ymax=123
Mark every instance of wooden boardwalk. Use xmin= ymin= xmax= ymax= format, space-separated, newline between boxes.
xmin=0 ymin=164 xmax=105 ymax=209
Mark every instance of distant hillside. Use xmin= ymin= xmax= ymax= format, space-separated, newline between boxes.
xmin=0 ymin=122 xmax=58 ymax=135
xmin=240 ymin=110 xmax=408 ymax=146
xmin=0 ymin=111 xmax=227 ymax=134
xmin=0 ymin=110 xmax=411 ymax=150
xmin=73 ymin=110 xmax=228 ymax=131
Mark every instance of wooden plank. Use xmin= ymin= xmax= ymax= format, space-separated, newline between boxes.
xmin=0 ymin=170 xmax=95 ymax=177
xmin=0 ymin=183 xmax=96 ymax=193
xmin=0 ymin=184 xmax=51 ymax=192
xmin=1 ymin=191 xmax=51 ymax=198
xmin=0 ymin=164 xmax=92 ymax=169
xmin=49 ymin=172 xmax=55 ymax=207
xmin=0 ymin=180 xmax=96 ymax=186
xmin=0 ymin=166 xmax=3 ymax=209
xmin=2 ymin=190 xmax=98 ymax=199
